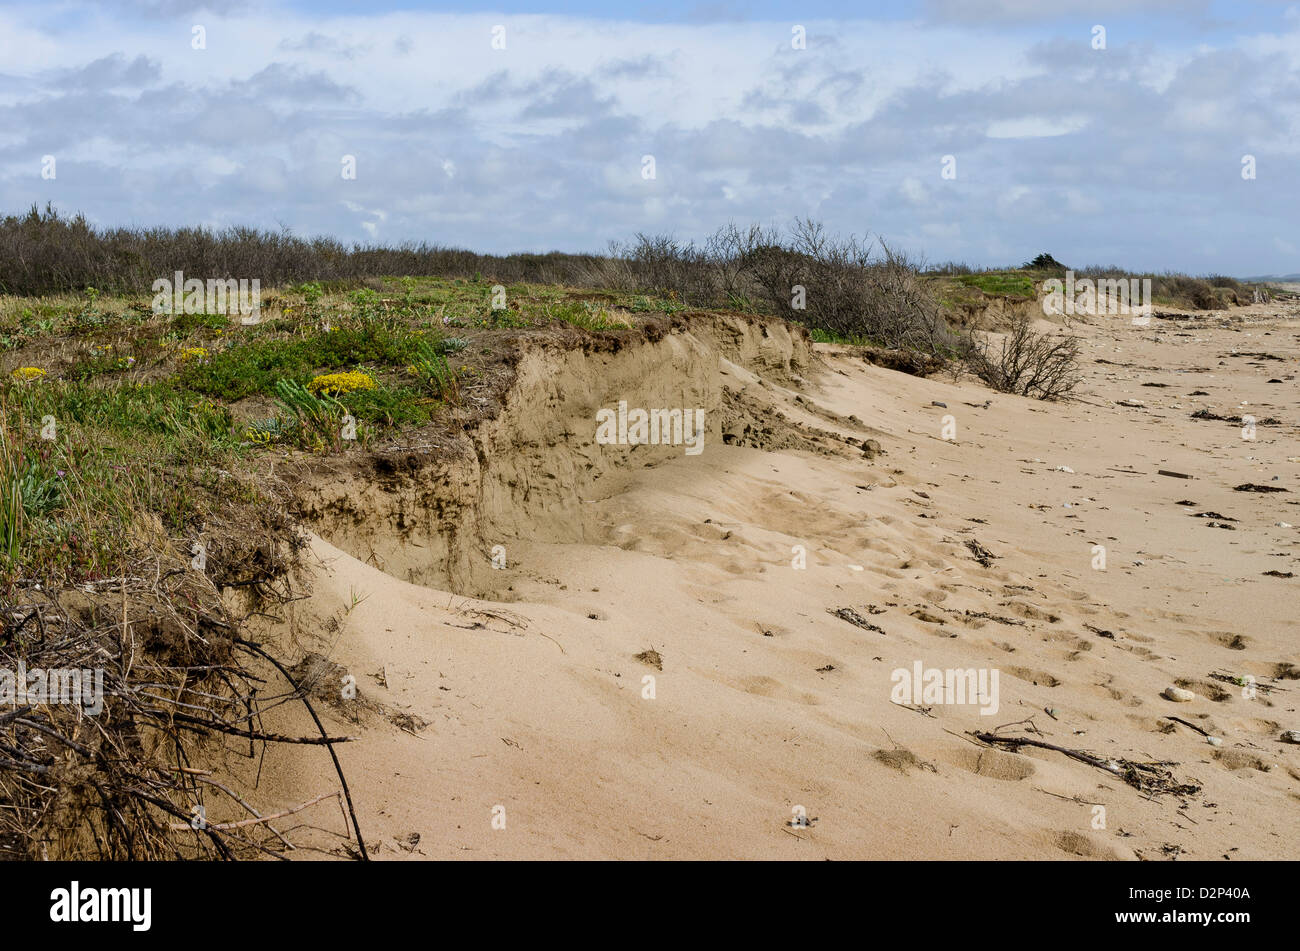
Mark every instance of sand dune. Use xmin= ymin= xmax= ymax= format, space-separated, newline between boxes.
xmin=233 ymin=305 xmax=1299 ymax=860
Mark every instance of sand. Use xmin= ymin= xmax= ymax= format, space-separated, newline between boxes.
xmin=230 ymin=304 xmax=1299 ymax=860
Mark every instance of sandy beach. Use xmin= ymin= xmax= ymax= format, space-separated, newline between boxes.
xmin=230 ymin=303 xmax=1300 ymax=861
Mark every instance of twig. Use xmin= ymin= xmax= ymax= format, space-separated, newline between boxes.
xmin=169 ymin=792 xmax=338 ymax=832
xmin=1163 ymin=715 xmax=1211 ymax=737
xmin=236 ymin=639 xmax=369 ymax=861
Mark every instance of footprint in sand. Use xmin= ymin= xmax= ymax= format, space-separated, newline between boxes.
xmin=1213 ymin=749 xmax=1273 ymax=773
xmin=1089 ymin=678 xmax=1140 ymax=706
xmin=871 ymin=747 xmax=937 ymax=775
xmin=720 ymin=674 xmax=822 ymax=706
xmin=1128 ymin=713 xmax=1185 ymax=733
xmin=939 ymin=746 xmax=1036 ymax=781
xmin=1174 ymin=678 xmax=1234 ymax=702
xmin=1201 ymin=630 xmax=1251 ymax=651
xmin=1052 ymin=830 xmax=1119 ymax=859
xmin=1006 ymin=666 xmax=1063 ymax=688
xmin=1000 ymin=599 xmax=1061 ymax=623
xmin=1228 ymin=716 xmax=1280 ymax=736
xmin=1113 ymin=642 xmax=1161 ymax=661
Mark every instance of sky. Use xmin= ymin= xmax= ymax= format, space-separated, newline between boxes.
xmin=0 ymin=0 xmax=1296 ymax=275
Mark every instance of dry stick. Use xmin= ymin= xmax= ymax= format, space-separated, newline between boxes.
xmin=1164 ymin=715 xmax=1211 ymax=737
xmin=167 ymin=792 xmax=337 ymax=832
xmin=142 ymin=709 xmax=353 ymax=745
xmin=893 ymin=702 xmax=935 ymax=718
xmin=192 ymin=776 xmax=294 ymax=850
xmin=236 ymin=640 xmax=369 ymax=861
xmin=1032 ymin=786 xmax=1104 ymax=806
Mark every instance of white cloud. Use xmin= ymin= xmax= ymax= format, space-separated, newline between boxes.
xmin=0 ymin=3 xmax=1292 ymax=274
xmin=986 ymin=116 xmax=1088 ymax=138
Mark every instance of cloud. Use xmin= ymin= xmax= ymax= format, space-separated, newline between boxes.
xmin=923 ymin=0 xmax=1208 ymax=24
xmin=52 ymin=53 xmax=161 ymax=90
xmin=101 ymin=0 xmax=254 ymax=15
xmin=0 ymin=3 xmax=1292 ymax=275
xmin=278 ymin=32 xmax=369 ymax=60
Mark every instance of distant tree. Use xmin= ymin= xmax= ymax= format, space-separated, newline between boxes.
xmin=1023 ymin=252 xmax=1066 ymax=271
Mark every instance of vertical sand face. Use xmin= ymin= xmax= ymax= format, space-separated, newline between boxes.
xmin=239 ymin=307 xmax=1300 ymax=860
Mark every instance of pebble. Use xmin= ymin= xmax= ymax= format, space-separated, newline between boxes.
xmin=1207 ymin=736 xmax=1222 ymax=747
xmin=1282 ymin=731 xmax=1300 ymax=744
xmin=1163 ymin=686 xmax=1196 ymax=702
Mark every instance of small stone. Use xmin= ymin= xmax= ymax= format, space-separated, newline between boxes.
xmin=1163 ymin=686 xmax=1196 ymax=702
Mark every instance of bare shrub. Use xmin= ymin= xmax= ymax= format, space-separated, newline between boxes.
xmin=964 ymin=312 xmax=1081 ymax=400
xmin=1074 ymin=265 xmax=1258 ymax=311
xmin=738 ymin=219 xmax=955 ymax=353
xmin=0 ymin=206 xmax=958 ymax=355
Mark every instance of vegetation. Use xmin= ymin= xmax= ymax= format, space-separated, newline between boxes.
xmin=963 ymin=312 xmax=1082 ymax=400
xmin=0 ymin=208 xmax=1269 ymax=855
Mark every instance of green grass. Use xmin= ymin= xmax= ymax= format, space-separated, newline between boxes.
xmin=0 ymin=275 xmax=672 ymax=588
xmin=1 ymin=380 xmax=246 ymax=585
xmin=542 ymin=300 xmax=631 ymax=331
xmin=953 ymin=272 xmax=1037 ymax=299
xmin=809 ymin=328 xmax=882 ymax=346
xmin=176 ymin=325 xmax=426 ymax=402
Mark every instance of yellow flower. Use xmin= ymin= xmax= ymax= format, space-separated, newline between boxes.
xmin=180 ymin=346 xmax=210 ymax=364
xmin=307 ymin=370 xmax=377 ymax=396
xmin=10 ymin=367 xmax=46 ymax=382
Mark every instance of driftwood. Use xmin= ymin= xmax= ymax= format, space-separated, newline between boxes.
xmin=970 ymin=731 xmax=1200 ymax=797
xmin=1209 ymin=671 xmax=1285 ymax=694
xmin=827 ymin=607 xmax=885 ymax=634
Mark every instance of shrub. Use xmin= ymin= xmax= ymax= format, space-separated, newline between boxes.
xmin=964 ymin=312 xmax=1081 ymax=400
xmin=740 ymin=220 xmax=955 ymax=353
